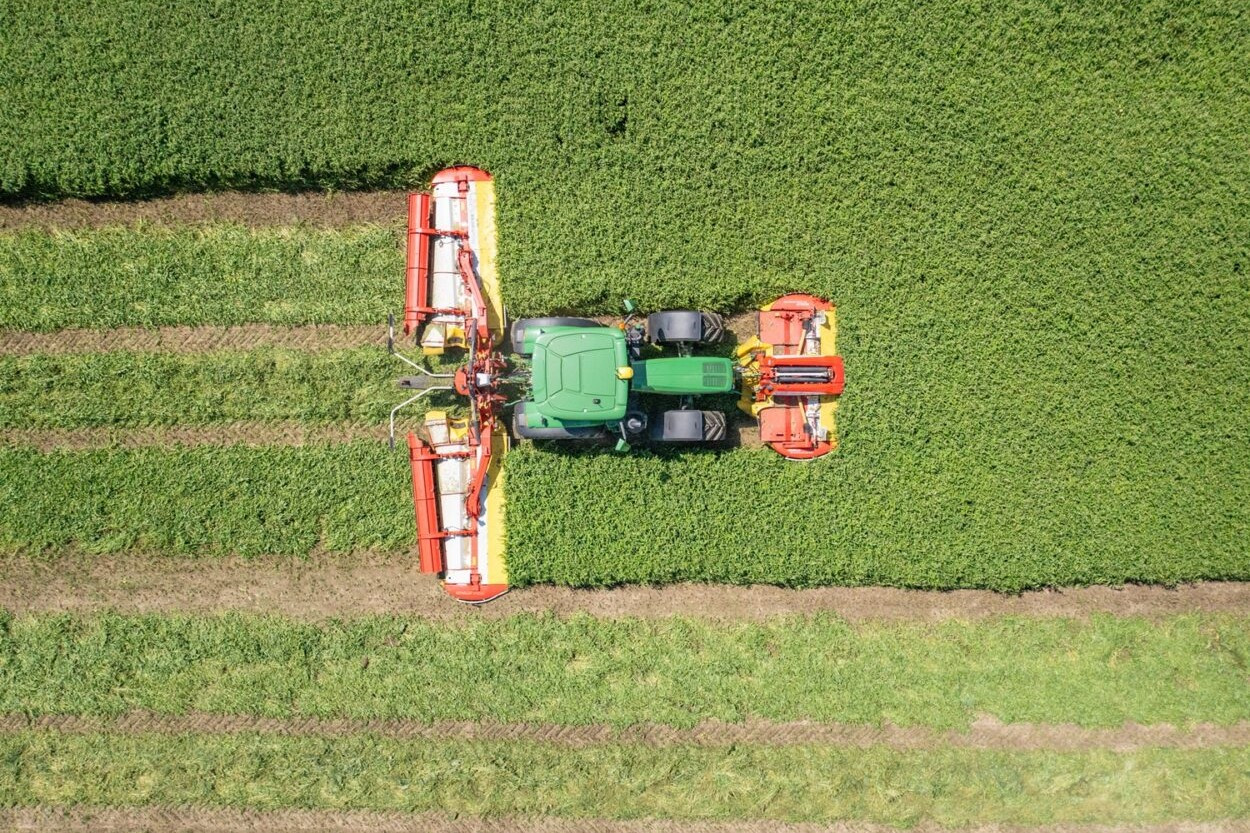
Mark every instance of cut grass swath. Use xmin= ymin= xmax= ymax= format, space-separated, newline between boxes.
xmin=0 ymin=225 xmax=400 ymax=330
xmin=1 ymin=730 xmax=1247 ymax=824
xmin=0 ymin=348 xmax=400 ymax=429
xmin=2 ymin=612 xmax=1248 ymax=729
xmin=0 ymin=443 xmax=410 ymax=557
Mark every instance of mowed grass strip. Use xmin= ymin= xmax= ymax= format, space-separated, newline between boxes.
xmin=0 ymin=443 xmax=410 ymax=557
xmin=0 ymin=348 xmax=399 ymax=428
xmin=0 ymin=225 xmax=400 ymax=330
xmin=3 ymin=612 xmax=1248 ymax=729
xmin=1 ymin=731 xmax=1246 ymax=825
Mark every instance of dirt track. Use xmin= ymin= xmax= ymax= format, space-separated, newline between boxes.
xmin=2 ymin=712 xmax=1247 ymax=753
xmin=3 ymin=551 xmax=1248 ymax=621
xmin=3 ymin=808 xmax=1248 ymax=833
xmin=0 ymin=422 xmax=384 ymax=452
xmin=0 ymin=323 xmax=384 ymax=356
xmin=0 ymin=190 xmax=407 ymax=231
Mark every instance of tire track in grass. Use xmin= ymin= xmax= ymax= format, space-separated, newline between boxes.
xmin=0 ymin=422 xmax=386 ymax=451
xmin=0 ymin=190 xmax=407 ymax=231
xmin=3 ymin=807 xmax=1249 ymax=833
xmin=2 ymin=551 xmax=1249 ymax=620
xmin=1 ymin=712 xmax=1248 ymax=752
xmin=0 ymin=323 xmax=385 ymax=356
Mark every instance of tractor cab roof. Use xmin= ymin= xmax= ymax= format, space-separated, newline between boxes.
xmin=530 ymin=327 xmax=630 ymax=422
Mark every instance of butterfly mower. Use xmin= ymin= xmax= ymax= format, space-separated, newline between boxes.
xmin=389 ymin=166 xmax=844 ymax=602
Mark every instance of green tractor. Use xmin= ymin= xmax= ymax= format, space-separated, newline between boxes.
xmin=510 ymin=305 xmax=730 ymax=449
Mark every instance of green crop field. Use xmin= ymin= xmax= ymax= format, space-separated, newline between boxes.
xmin=2 ymin=0 xmax=1249 ymax=828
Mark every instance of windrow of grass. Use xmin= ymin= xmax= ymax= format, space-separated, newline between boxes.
xmin=0 ymin=225 xmax=399 ymax=331
xmin=3 ymin=612 xmax=1248 ymax=729
xmin=0 ymin=348 xmax=407 ymax=429
xmin=0 ymin=443 xmax=409 ymax=557
xmin=2 ymin=731 xmax=1246 ymax=824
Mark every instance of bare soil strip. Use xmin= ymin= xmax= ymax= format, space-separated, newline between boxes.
xmin=0 ymin=190 xmax=407 ymax=231
xmin=0 ymin=422 xmax=384 ymax=452
xmin=2 ymin=807 xmax=1248 ymax=833
xmin=0 ymin=323 xmax=384 ymax=356
xmin=2 ymin=551 xmax=1249 ymax=621
xmin=1 ymin=712 xmax=1247 ymax=753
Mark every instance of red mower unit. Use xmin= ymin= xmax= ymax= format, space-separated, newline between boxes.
xmin=389 ymin=165 xmax=511 ymax=604
xmin=736 ymin=294 xmax=845 ymax=460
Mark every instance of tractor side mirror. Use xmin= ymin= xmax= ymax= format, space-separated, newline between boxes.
xmin=623 ymin=299 xmax=636 ymax=314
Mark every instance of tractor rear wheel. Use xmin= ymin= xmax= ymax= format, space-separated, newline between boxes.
xmin=510 ymin=317 xmax=602 ymax=357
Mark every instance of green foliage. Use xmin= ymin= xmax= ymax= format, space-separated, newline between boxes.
xmin=0 ymin=443 xmax=410 ymax=557
xmin=2 ymin=730 xmax=1247 ymax=823
xmin=1 ymin=0 xmax=1247 ymax=591
xmin=505 ymin=425 xmax=1250 ymax=589
xmin=0 ymin=348 xmax=400 ymax=428
xmin=0 ymin=226 xmax=399 ymax=330
xmin=2 ymin=612 xmax=1248 ymax=729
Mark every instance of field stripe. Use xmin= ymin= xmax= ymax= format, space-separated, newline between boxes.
xmin=0 ymin=422 xmax=385 ymax=451
xmin=0 ymin=190 xmax=407 ymax=231
xmin=3 ymin=551 xmax=1249 ymax=620
xmin=1 ymin=712 xmax=1248 ymax=752
xmin=0 ymin=323 xmax=384 ymax=355
xmin=3 ymin=807 xmax=1249 ymax=833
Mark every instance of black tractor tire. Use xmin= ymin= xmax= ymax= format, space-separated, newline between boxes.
xmin=647 ymin=310 xmax=726 ymax=346
xmin=510 ymin=317 xmax=602 ymax=357
xmin=649 ymin=409 xmax=727 ymax=443
xmin=511 ymin=402 xmax=608 ymax=441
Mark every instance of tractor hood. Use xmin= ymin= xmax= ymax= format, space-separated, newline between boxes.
xmin=530 ymin=328 xmax=630 ymax=422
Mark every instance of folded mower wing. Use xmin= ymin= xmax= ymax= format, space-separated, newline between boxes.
xmin=396 ymin=165 xmax=511 ymax=603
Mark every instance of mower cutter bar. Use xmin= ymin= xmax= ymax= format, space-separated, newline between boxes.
xmin=395 ymin=165 xmax=511 ymax=604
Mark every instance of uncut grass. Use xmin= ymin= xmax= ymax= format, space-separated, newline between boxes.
xmin=0 ymin=226 xmax=399 ymax=330
xmin=3 ymin=612 xmax=1248 ymax=729
xmin=0 ymin=348 xmax=404 ymax=428
xmin=0 ymin=442 xmax=410 ymax=557
xmin=1 ymin=731 xmax=1246 ymax=824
